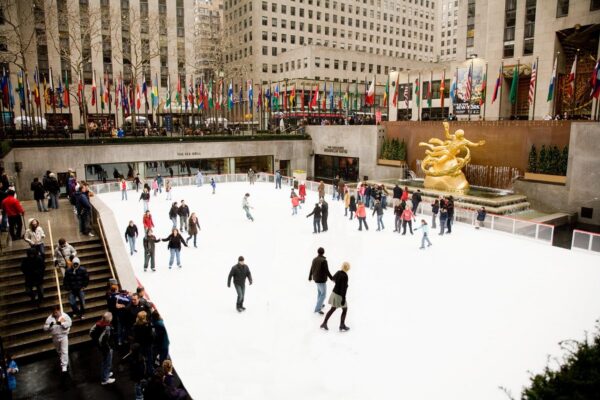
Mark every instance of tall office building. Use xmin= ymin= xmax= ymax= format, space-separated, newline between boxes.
xmin=222 ymin=0 xmax=443 ymax=85
xmin=0 ymin=0 xmax=197 ymax=128
xmin=438 ymin=0 xmax=459 ymax=61
xmin=194 ymin=0 xmax=223 ymax=81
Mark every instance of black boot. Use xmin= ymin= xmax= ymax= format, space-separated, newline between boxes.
xmin=339 ymin=308 xmax=350 ymax=331
xmin=321 ymin=307 xmax=336 ymax=330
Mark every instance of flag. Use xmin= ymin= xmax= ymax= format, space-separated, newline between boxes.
xmin=337 ymin=84 xmax=342 ymax=110
xmin=509 ymin=64 xmax=519 ymax=105
xmin=152 ymin=74 xmax=159 ymax=108
xmin=547 ymin=57 xmax=557 ymax=102
xmin=310 ymin=85 xmax=319 ymax=108
xmin=166 ymin=75 xmax=171 ymax=108
xmin=238 ymin=83 xmax=243 ymax=106
xmin=176 ymin=75 xmax=181 ymax=106
xmin=414 ymin=78 xmax=420 ymax=107
xmin=264 ymin=86 xmax=271 ymax=110
xmin=217 ymin=79 xmax=223 ymax=110
xmin=64 ymin=73 xmax=70 ymax=107
xmin=48 ymin=67 xmax=55 ymax=107
xmin=383 ymin=78 xmax=389 ymax=106
xmin=136 ymin=83 xmax=141 ymax=111
xmin=329 ymin=82 xmax=334 ymax=110
xmin=427 ymin=75 xmax=432 ymax=108
xmin=343 ymin=84 xmax=349 ymax=109
xmin=321 ymin=82 xmax=326 ymax=110
xmin=282 ymin=87 xmax=287 ymax=110
xmin=228 ymin=81 xmax=233 ymax=109
xmin=42 ymin=76 xmax=48 ymax=107
xmin=142 ymin=77 xmax=148 ymax=108
xmin=480 ymin=70 xmax=487 ymax=106
xmin=100 ymin=80 xmax=105 ymax=110
xmin=566 ymin=55 xmax=577 ymax=98
xmin=392 ymin=74 xmax=400 ymax=107
xmin=492 ymin=65 xmax=502 ymax=104
xmin=17 ymin=70 xmax=25 ymax=110
xmin=104 ymin=74 xmax=110 ymax=106
xmin=450 ymin=73 xmax=457 ymax=102
xmin=114 ymin=75 xmax=120 ymax=110
xmin=365 ymin=78 xmax=375 ymax=106
xmin=591 ymin=58 xmax=600 ymax=99
xmin=353 ymin=81 xmax=359 ymax=110
xmin=56 ymin=77 xmax=63 ymax=108
xmin=207 ymin=80 xmax=213 ymax=109
xmin=272 ymin=83 xmax=279 ymax=110
xmin=77 ymin=74 xmax=83 ymax=109
xmin=257 ymin=85 xmax=262 ymax=109
xmin=440 ymin=70 xmax=446 ymax=109
xmin=466 ymin=64 xmax=473 ymax=102
xmin=528 ymin=60 xmax=537 ymax=106
xmin=33 ymin=67 xmax=40 ymax=106
xmin=290 ymin=85 xmax=296 ymax=109
xmin=188 ymin=79 xmax=194 ymax=110
xmin=247 ymin=80 xmax=253 ymax=111
xmin=91 ymin=71 xmax=97 ymax=106
xmin=404 ymin=83 xmax=409 ymax=108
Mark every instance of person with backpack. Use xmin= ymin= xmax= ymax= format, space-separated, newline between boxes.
xmin=90 ymin=312 xmax=116 ymax=385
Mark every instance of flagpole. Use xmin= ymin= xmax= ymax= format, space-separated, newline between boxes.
xmin=417 ymin=72 xmax=421 ymax=121
xmin=441 ymin=69 xmax=445 ymax=120
xmin=572 ymin=49 xmax=579 ymax=116
xmin=406 ymin=71 xmax=409 ymax=120
xmin=515 ymin=59 xmax=520 ymax=119
xmin=429 ymin=70 xmax=433 ymax=119
xmin=50 ymin=68 xmax=56 ymax=115
xmin=498 ymin=62 xmax=504 ymax=120
xmin=531 ymin=57 xmax=538 ymax=121
xmin=552 ymin=52 xmax=559 ymax=119
xmin=483 ymin=62 xmax=488 ymax=121
xmin=17 ymin=71 xmax=24 ymax=134
xmin=468 ymin=58 xmax=473 ymax=121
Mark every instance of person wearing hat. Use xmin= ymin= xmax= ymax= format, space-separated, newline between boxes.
xmin=227 ymin=256 xmax=253 ymax=312
xmin=24 ymin=218 xmax=46 ymax=258
xmin=44 ymin=305 xmax=72 ymax=373
xmin=63 ymin=257 xmax=89 ymax=319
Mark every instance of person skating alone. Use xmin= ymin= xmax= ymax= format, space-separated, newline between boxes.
xmin=356 ymin=201 xmax=368 ymax=231
xmin=168 ymin=202 xmax=179 ymax=229
xmin=63 ymin=257 xmax=89 ymax=319
xmin=186 ymin=213 xmax=201 ymax=247
xmin=291 ymin=193 xmax=300 ymax=215
xmin=196 ymin=170 xmax=204 ymax=187
xmin=143 ymin=230 xmax=159 ymax=272
xmin=476 ymin=206 xmax=487 ymax=229
xmin=242 ymin=193 xmax=254 ymax=221
xmin=133 ymin=174 xmax=141 ymax=192
xmin=401 ymin=206 xmax=416 ymax=235
xmin=306 ymin=202 xmax=322 ymax=234
xmin=298 ymin=181 xmax=306 ymax=205
xmin=142 ymin=210 xmax=154 ymax=232
xmin=139 ymin=188 xmax=150 ymax=212
xmin=446 ymin=196 xmax=455 ymax=234
xmin=393 ymin=201 xmax=404 ymax=233
xmin=308 ymin=247 xmax=333 ymax=315
xmin=320 ymin=198 xmax=329 ymax=232
xmin=165 ymin=179 xmax=173 ymax=201
xmin=438 ymin=200 xmax=448 ymax=236
xmin=211 ymin=177 xmax=216 ymax=194
xmin=43 ymin=306 xmax=72 ymax=373
xmin=343 ymin=189 xmax=350 ymax=217
xmin=162 ymin=228 xmax=187 ymax=269
xmin=275 ymin=170 xmax=282 ymax=189
xmin=120 ymin=178 xmax=128 ymax=201
xmin=320 ymin=262 xmax=351 ymax=332
xmin=348 ymin=194 xmax=357 ymax=220
xmin=415 ymin=219 xmax=433 ymax=249
xmin=227 ymin=256 xmax=253 ymax=312
xmin=124 ymin=220 xmax=139 ymax=256
xmin=89 ymin=312 xmax=116 ymax=385
xmin=372 ymin=199 xmax=384 ymax=231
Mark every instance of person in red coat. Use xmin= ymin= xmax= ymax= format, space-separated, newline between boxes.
xmin=401 ymin=186 xmax=409 ymax=202
xmin=1 ymin=190 xmax=25 ymax=240
xmin=142 ymin=210 xmax=154 ymax=232
xmin=298 ymin=182 xmax=307 ymax=204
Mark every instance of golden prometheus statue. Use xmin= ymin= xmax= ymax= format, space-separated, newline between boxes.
xmin=419 ymin=122 xmax=485 ymax=193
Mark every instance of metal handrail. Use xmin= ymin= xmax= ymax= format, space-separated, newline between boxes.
xmin=96 ymin=217 xmax=117 ymax=281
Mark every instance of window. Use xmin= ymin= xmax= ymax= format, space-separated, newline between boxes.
xmin=503 ymin=43 xmax=514 ymax=58
xmin=315 ymin=57 xmax=321 ymax=68
xmin=262 ymin=16 xmax=267 ymax=25
xmin=262 ymin=1 xmax=267 ymax=11
xmin=262 ymin=63 xmax=268 ymax=73
xmin=556 ymin=0 xmax=569 ymax=16
xmin=262 ymin=31 xmax=267 ymax=40
xmin=272 ymin=64 xmax=277 ymax=73
xmin=262 ymin=46 xmax=268 ymax=55
xmin=271 ymin=3 xmax=277 ymax=12
xmin=592 ymin=0 xmax=600 ymax=10
xmin=272 ymin=18 xmax=277 ymax=27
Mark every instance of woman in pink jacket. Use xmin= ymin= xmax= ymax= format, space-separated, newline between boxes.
xmin=356 ymin=201 xmax=368 ymax=231
xmin=401 ymin=206 xmax=415 ymax=235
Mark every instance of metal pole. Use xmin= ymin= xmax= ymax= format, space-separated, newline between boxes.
xmin=483 ymin=62 xmax=488 ymax=121
xmin=498 ymin=61 xmax=504 ymax=120
xmin=515 ymin=59 xmax=520 ymax=119
xmin=531 ymin=56 xmax=539 ymax=120
xmin=47 ymin=220 xmax=64 ymax=313
xmin=572 ymin=49 xmax=579 ymax=117
xmin=468 ymin=58 xmax=473 ymax=121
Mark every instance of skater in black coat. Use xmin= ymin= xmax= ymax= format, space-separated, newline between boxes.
xmin=392 ymin=184 xmax=402 ymax=200
xmin=227 ymin=256 xmax=253 ymax=312
xmin=320 ymin=199 xmax=329 ymax=232
xmin=308 ymin=247 xmax=333 ymax=314
xmin=348 ymin=195 xmax=357 ymax=220
xmin=21 ymin=247 xmax=46 ymax=305
xmin=306 ymin=203 xmax=322 ymax=234
xmin=320 ymin=262 xmax=351 ymax=332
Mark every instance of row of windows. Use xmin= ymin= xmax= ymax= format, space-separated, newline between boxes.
xmin=261 ymin=30 xmax=433 ymax=49
xmin=225 ymin=0 xmax=436 ymax=12
xmin=258 ymin=15 xmax=434 ymax=33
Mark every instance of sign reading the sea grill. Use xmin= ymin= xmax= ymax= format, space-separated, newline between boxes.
xmin=323 ymin=146 xmax=348 ymax=154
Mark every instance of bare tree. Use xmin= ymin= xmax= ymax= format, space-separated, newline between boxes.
xmin=0 ymin=0 xmax=36 ymax=72
xmin=45 ymin=0 xmax=103 ymax=138
xmin=111 ymin=4 xmax=160 ymax=135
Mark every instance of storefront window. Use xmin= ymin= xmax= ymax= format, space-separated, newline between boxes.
xmin=314 ymin=155 xmax=359 ymax=182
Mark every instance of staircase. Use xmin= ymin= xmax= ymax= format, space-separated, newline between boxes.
xmin=0 ymin=239 xmax=114 ymax=359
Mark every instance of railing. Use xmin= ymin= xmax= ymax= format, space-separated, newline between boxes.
xmin=96 ymin=217 xmax=117 ymax=281
xmin=416 ymin=202 xmax=555 ymax=245
xmin=571 ymin=230 xmax=600 ymax=255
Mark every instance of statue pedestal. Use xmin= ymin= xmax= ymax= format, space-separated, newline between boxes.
xmin=424 ymin=173 xmax=470 ymax=194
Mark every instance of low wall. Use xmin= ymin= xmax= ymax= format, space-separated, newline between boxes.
xmin=513 ymin=180 xmax=569 ymax=213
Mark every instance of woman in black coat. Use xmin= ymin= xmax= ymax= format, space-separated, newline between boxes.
xmin=31 ymin=178 xmax=48 ymax=212
xmin=320 ymin=262 xmax=351 ymax=332
xmin=162 ymin=228 xmax=187 ymax=269
xmin=348 ymin=195 xmax=357 ymax=220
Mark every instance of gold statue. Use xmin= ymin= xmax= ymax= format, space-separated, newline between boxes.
xmin=419 ymin=122 xmax=485 ymax=193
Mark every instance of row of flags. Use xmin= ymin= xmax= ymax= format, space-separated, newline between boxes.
xmin=1 ymin=60 xmax=599 ymax=115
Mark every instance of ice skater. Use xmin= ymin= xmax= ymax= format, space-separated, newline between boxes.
xmin=476 ymin=206 xmax=486 ymax=229
xmin=431 ymin=199 xmax=440 ymax=229
xmin=291 ymin=193 xmax=300 ymax=215
xmin=372 ymin=199 xmax=384 ymax=231
xmin=142 ymin=210 xmax=154 ymax=232
xmin=120 ymin=178 xmax=128 ymax=201
xmin=143 ymin=229 xmax=160 ymax=272
xmin=356 ymin=201 xmax=368 ymax=231
xmin=195 ymin=170 xmax=204 ymax=187
xmin=401 ymin=206 xmax=416 ymax=235
xmin=162 ymin=228 xmax=187 ymax=269
xmin=168 ymin=202 xmax=179 ymax=229
xmin=151 ymin=178 xmax=159 ymax=197
xmin=178 ymin=200 xmax=190 ymax=232
xmin=320 ymin=198 xmax=329 ymax=232
xmin=306 ymin=202 xmax=322 ymax=234
xmin=139 ymin=188 xmax=150 ymax=212
xmin=320 ymin=262 xmax=351 ymax=332
xmin=348 ymin=194 xmax=357 ymax=220
xmin=308 ymin=247 xmax=333 ymax=315
xmin=165 ymin=180 xmax=172 ymax=200
xmin=242 ymin=193 xmax=254 ymax=221
xmin=211 ymin=177 xmax=216 ymax=194
xmin=227 ymin=256 xmax=253 ymax=312
xmin=298 ymin=181 xmax=306 ymax=205
xmin=438 ymin=200 xmax=448 ymax=235
xmin=275 ymin=170 xmax=282 ymax=189
xmin=186 ymin=213 xmax=201 ymax=247
xmin=343 ymin=190 xmax=350 ymax=216
xmin=124 ymin=220 xmax=139 ymax=255
xmin=414 ymin=219 xmax=432 ymax=249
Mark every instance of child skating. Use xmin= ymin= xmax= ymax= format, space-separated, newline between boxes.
xmin=414 ymin=219 xmax=432 ymax=249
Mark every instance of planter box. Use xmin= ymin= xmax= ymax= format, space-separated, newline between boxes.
xmin=378 ymin=159 xmax=407 ymax=167
xmin=524 ymin=172 xmax=567 ymax=184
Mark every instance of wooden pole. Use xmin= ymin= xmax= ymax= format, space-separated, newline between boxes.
xmin=97 ymin=217 xmax=116 ymax=280
xmin=48 ymin=220 xmax=63 ymax=313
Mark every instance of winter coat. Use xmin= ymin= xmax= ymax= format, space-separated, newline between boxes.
xmin=125 ymin=224 xmax=138 ymax=240
xmin=439 ymin=207 xmax=449 ymax=221
xmin=195 ymin=172 xmax=203 ymax=184
xmin=121 ymin=181 xmax=127 ymax=191
xmin=432 ymin=203 xmax=440 ymax=214
xmin=372 ymin=202 xmax=384 ymax=216
xmin=64 ymin=266 xmax=89 ymax=291
xmin=124 ymin=302 xmax=151 ymax=329
xmin=177 ymin=204 xmax=190 ymax=218
xmin=318 ymin=182 xmax=325 ymax=198
xmin=55 ymin=243 xmax=77 ymax=268
xmin=349 ymin=196 xmax=357 ymax=212
xmin=242 ymin=197 xmax=251 ymax=209
xmin=165 ymin=182 xmax=172 ymax=192
xmin=31 ymin=181 xmax=46 ymax=200
xmin=446 ymin=200 xmax=455 ymax=216
xmin=344 ymin=193 xmax=350 ymax=208
xmin=74 ymin=190 xmax=91 ymax=215
xmin=168 ymin=205 xmax=179 ymax=219
xmin=320 ymin=201 xmax=329 ymax=217
xmin=188 ymin=217 xmax=200 ymax=235
xmin=21 ymin=253 xmax=46 ymax=286
xmin=133 ymin=323 xmax=154 ymax=348
xmin=477 ymin=209 xmax=487 ymax=222
xmin=356 ymin=203 xmax=366 ymax=218
xmin=43 ymin=312 xmax=72 ymax=339
xmin=1 ymin=195 xmax=24 ymax=217
xmin=143 ymin=234 xmax=160 ymax=254
xmin=45 ymin=177 xmax=60 ymax=195
xmin=151 ymin=180 xmax=158 ymax=190
xmin=5 ymin=359 xmax=18 ymax=391
xmin=162 ymin=234 xmax=187 ymax=250
xmin=228 ymin=263 xmax=253 ymax=287
xmin=291 ymin=196 xmax=300 ymax=207
xmin=24 ymin=225 xmax=45 ymax=246
xmin=143 ymin=215 xmax=154 ymax=230
xmin=401 ymin=209 xmax=415 ymax=221
xmin=411 ymin=192 xmax=422 ymax=205
xmin=332 ymin=271 xmax=349 ymax=300
xmin=308 ymin=255 xmax=333 ymax=283
xmin=90 ymin=320 xmax=114 ymax=354
xmin=153 ymin=319 xmax=170 ymax=349
xmin=299 ymin=184 xmax=306 ymax=198
xmin=401 ymin=190 xmax=409 ymax=201
xmin=306 ymin=204 xmax=322 ymax=219
xmin=415 ymin=223 xmax=430 ymax=234
xmin=139 ymin=191 xmax=150 ymax=201
xmin=393 ymin=186 xmax=402 ymax=199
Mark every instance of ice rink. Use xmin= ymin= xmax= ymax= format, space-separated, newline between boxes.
xmin=98 ymin=181 xmax=600 ymax=400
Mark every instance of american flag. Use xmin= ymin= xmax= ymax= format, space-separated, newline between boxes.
xmin=465 ymin=64 xmax=472 ymax=101
xmin=403 ymin=84 xmax=409 ymax=107
xmin=528 ymin=60 xmax=537 ymax=105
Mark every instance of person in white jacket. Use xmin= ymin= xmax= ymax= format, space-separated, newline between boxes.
xmin=24 ymin=218 xmax=46 ymax=258
xmin=43 ymin=306 xmax=72 ymax=373
xmin=54 ymin=238 xmax=77 ymax=277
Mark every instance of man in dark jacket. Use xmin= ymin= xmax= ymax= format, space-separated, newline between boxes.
xmin=308 ymin=247 xmax=333 ymax=314
xmin=411 ymin=189 xmax=423 ymax=214
xmin=21 ymin=247 xmax=46 ymax=305
xmin=227 ymin=256 xmax=253 ymax=312
xmin=90 ymin=312 xmax=116 ymax=385
xmin=63 ymin=257 xmax=89 ymax=319
xmin=393 ymin=184 xmax=402 ymax=200
xmin=320 ymin=199 xmax=329 ymax=232
xmin=123 ymin=293 xmax=151 ymax=341
xmin=178 ymin=200 xmax=190 ymax=232
xmin=75 ymin=184 xmax=93 ymax=236
xmin=31 ymin=177 xmax=48 ymax=212
xmin=306 ymin=203 xmax=322 ymax=234
xmin=143 ymin=229 xmax=160 ymax=272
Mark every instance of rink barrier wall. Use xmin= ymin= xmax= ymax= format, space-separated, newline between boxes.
xmin=571 ymin=230 xmax=600 ymax=255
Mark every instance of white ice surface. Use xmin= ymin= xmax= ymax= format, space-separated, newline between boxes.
xmin=99 ymin=182 xmax=600 ymax=400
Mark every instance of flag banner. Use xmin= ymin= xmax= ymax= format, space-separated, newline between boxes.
xmin=365 ymin=78 xmax=375 ymax=106
xmin=247 ymin=80 xmax=253 ymax=112
xmin=591 ymin=58 xmax=600 ymax=100
xmin=566 ymin=55 xmax=577 ymax=98
xmin=547 ymin=57 xmax=557 ymax=102
xmin=440 ymin=71 xmax=446 ymax=109
xmin=509 ymin=65 xmax=519 ymax=105
xmin=454 ymin=65 xmax=484 ymax=115
xmin=492 ymin=66 xmax=502 ymax=104
xmin=414 ymin=78 xmax=420 ymax=107
xmin=528 ymin=60 xmax=537 ymax=106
